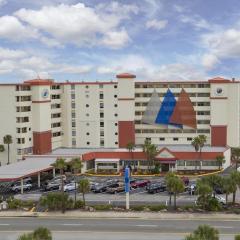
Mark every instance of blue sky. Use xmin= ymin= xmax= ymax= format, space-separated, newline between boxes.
xmin=0 ymin=0 xmax=240 ymax=83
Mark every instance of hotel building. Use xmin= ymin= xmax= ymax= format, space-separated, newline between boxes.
xmin=0 ymin=73 xmax=237 ymax=172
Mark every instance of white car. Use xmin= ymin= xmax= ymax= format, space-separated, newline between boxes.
xmin=214 ymin=195 xmax=226 ymax=205
xmin=63 ymin=182 xmax=78 ymax=192
xmin=11 ymin=182 xmax=32 ymax=192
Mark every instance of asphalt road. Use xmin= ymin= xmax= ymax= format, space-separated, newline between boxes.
xmin=0 ymin=217 xmax=239 ymax=240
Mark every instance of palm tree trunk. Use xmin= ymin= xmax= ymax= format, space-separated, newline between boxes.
xmin=226 ymin=193 xmax=228 ymax=205
xmin=7 ymin=144 xmax=9 ymax=165
xmin=174 ymin=193 xmax=177 ymax=210
xmin=74 ymin=176 xmax=77 ymax=204
xmin=169 ymin=193 xmax=172 ymax=206
xmin=83 ymin=192 xmax=85 ymax=206
xmin=232 ymin=191 xmax=236 ymax=204
xmin=61 ymin=169 xmax=64 ymax=213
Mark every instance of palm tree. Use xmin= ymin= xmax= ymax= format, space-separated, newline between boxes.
xmin=196 ymin=180 xmax=212 ymax=210
xmin=185 ymin=225 xmax=219 ymax=240
xmin=70 ymin=157 xmax=83 ymax=203
xmin=216 ymin=155 xmax=225 ymax=170
xmin=235 ymin=234 xmax=240 ymax=240
xmin=18 ymin=234 xmax=33 ymax=240
xmin=191 ymin=135 xmax=207 ymax=171
xmin=203 ymin=174 xmax=222 ymax=198
xmin=51 ymin=157 xmax=67 ymax=213
xmin=126 ymin=142 xmax=135 ymax=172
xmin=3 ymin=135 xmax=12 ymax=165
xmin=222 ymin=176 xmax=236 ymax=204
xmin=32 ymin=227 xmax=52 ymax=240
xmin=142 ymin=139 xmax=158 ymax=173
xmin=0 ymin=145 xmax=4 ymax=152
xmin=230 ymin=171 xmax=240 ymax=204
xmin=78 ymin=179 xmax=90 ymax=206
xmin=232 ymin=148 xmax=240 ymax=170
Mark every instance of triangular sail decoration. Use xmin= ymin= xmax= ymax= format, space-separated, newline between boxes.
xmin=155 ymin=89 xmax=182 ymax=128
xmin=142 ymin=89 xmax=161 ymax=125
xmin=170 ymin=88 xmax=197 ymax=128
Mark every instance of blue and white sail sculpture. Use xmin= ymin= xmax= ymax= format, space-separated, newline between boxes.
xmin=142 ymin=89 xmax=162 ymax=125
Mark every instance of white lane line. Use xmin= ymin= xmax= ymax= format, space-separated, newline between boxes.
xmin=62 ymin=224 xmax=83 ymax=226
xmin=0 ymin=224 xmax=10 ymax=226
xmin=213 ymin=226 xmax=233 ymax=229
xmin=135 ymin=225 xmax=158 ymax=227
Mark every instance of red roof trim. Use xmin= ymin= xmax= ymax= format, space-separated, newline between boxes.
xmin=24 ymin=79 xmax=53 ymax=86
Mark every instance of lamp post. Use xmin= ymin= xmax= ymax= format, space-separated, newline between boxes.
xmin=125 ymin=167 xmax=130 ymax=210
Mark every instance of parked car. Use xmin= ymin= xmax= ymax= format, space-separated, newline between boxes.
xmin=10 ymin=177 xmax=32 ymax=187
xmin=214 ymin=195 xmax=226 ymax=205
xmin=106 ymin=182 xmax=125 ymax=194
xmin=63 ymin=182 xmax=78 ymax=192
xmin=214 ymin=186 xmax=225 ymax=194
xmin=11 ymin=182 xmax=32 ymax=192
xmin=44 ymin=181 xmax=60 ymax=191
xmin=92 ymin=184 xmax=108 ymax=193
xmin=147 ymin=182 xmax=166 ymax=194
xmin=181 ymin=176 xmax=189 ymax=185
xmin=52 ymin=175 xmax=67 ymax=182
xmin=131 ymin=179 xmax=150 ymax=189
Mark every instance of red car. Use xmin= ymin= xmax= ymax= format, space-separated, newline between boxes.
xmin=131 ymin=179 xmax=150 ymax=188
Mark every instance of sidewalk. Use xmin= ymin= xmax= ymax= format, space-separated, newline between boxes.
xmin=0 ymin=210 xmax=240 ymax=220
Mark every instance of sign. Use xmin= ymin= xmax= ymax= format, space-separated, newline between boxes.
xmin=124 ymin=167 xmax=130 ymax=193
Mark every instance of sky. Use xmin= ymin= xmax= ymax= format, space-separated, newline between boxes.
xmin=0 ymin=0 xmax=240 ymax=83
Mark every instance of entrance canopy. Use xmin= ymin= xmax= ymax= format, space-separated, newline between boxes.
xmin=95 ymin=158 xmax=120 ymax=163
xmin=0 ymin=157 xmax=56 ymax=181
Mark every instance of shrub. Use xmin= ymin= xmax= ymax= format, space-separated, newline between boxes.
xmin=131 ymin=206 xmax=145 ymax=211
xmin=40 ymin=192 xmax=72 ymax=211
xmin=74 ymin=200 xmax=84 ymax=209
xmin=235 ymin=234 xmax=240 ymax=240
xmin=206 ymin=198 xmax=222 ymax=211
xmin=7 ymin=198 xmax=22 ymax=209
xmin=148 ymin=205 xmax=166 ymax=211
xmin=93 ymin=205 xmax=112 ymax=211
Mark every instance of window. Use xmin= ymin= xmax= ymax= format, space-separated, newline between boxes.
xmin=51 ymin=122 xmax=61 ymax=128
xmin=51 ymin=113 xmax=61 ymax=118
xmin=16 ymin=117 xmax=29 ymax=123
xmin=52 ymin=132 xmax=61 ymax=137
xmin=72 ymin=121 xmax=76 ymax=127
xmin=99 ymin=84 xmax=103 ymax=88
xmin=100 ymin=102 xmax=104 ymax=108
xmin=17 ymin=138 xmax=25 ymax=144
xmin=87 ymin=142 xmax=90 ymax=145
xmin=115 ymin=123 xmax=118 ymax=126
xmin=115 ymin=132 xmax=118 ymax=135
xmin=159 ymin=138 xmax=165 ymax=141
xmin=99 ymin=93 xmax=104 ymax=99
xmin=173 ymin=138 xmax=179 ymax=141
xmin=72 ymin=112 xmax=76 ymax=118
xmin=197 ymin=129 xmax=210 ymax=133
xmin=16 ymin=106 xmax=31 ymax=112
xmin=86 ymin=123 xmax=90 ymax=126
xmin=86 ymin=132 xmax=90 ymax=135
xmin=72 ymin=131 xmax=76 ymax=136
xmin=197 ymin=93 xmax=210 ymax=97
xmin=100 ymin=112 xmax=104 ymax=118
xmin=71 ymin=94 xmax=75 ymax=99
xmin=51 ymin=94 xmax=60 ymax=99
xmin=71 ymin=85 xmax=75 ymax=90
xmin=146 ymin=137 xmax=151 ymax=141
xmin=114 ymin=95 xmax=117 ymax=98
xmin=100 ymin=131 xmax=104 ymax=137
xmin=100 ymin=140 xmax=104 ymax=146
xmin=86 ymin=104 xmax=89 ymax=107
xmin=86 ymin=113 xmax=89 ymax=117
xmin=85 ymin=85 xmax=89 ymax=89
xmin=187 ymin=137 xmax=192 ymax=141
xmin=86 ymin=94 xmax=89 ymax=98
xmin=114 ymin=104 xmax=118 ymax=107
xmin=72 ymin=139 xmax=76 ymax=146
xmin=51 ymin=103 xmax=61 ymax=109
xmin=100 ymin=122 xmax=104 ymax=127
xmin=114 ymin=85 xmax=117 ymax=88
xmin=115 ymin=142 xmax=118 ymax=145
xmin=29 ymin=138 xmax=31 ymax=141
xmin=71 ymin=102 xmax=75 ymax=108
xmin=114 ymin=113 xmax=118 ymax=117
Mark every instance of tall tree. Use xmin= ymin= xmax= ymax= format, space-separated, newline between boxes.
xmin=3 ymin=135 xmax=12 ymax=165
xmin=202 ymin=174 xmax=222 ymax=198
xmin=196 ymin=180 xmax=212 ymax=210
xmin=142 ymin=139 xmax=158 ymax=172
xmin=230 ymin=171 xmax=240 ymax=204
xmin=222 ymin=176 xmax=236 ymax=204
xmin=51 ymin=157 xmax=67 ymax=213
xmin=232 ymin=148 xmax=240 ymax=170
xmin=126 ymin=142 xmax=136 ymax=172
xmin=70 ymin=157 xmax=83 ymax=204
xmin=78 ymin=179 xmax=90 ymax=206
xmin=191 ymin=136 xmax=200 ymax=170
xmin=216 ymin=155 xmax=225 ymax=170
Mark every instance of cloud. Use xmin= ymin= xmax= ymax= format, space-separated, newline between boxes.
xmin=13 ymin=2 xmax=137 ymax=48
xmin=0 ymin=47 xmax=28 ymax=59
xmin=146 ymin=19 xmax=168 ymax=30
xmin=180 ymin=15 xmax=211 ymax=30
xmin=202 ymin=54 xmax=219 ymax=69
xmin=0 ymin=0 xmax=7 ymax=7
xmin=97 ymin=54 xmax=207 ymax=81
xmin=0 ymin=15 xmax=38 ymax=41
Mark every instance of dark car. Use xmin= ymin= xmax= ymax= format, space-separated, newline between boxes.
xmin=92 ymin=183 xmax=109 ymax=193
xmin=147 ymin=182 xmax=166 ymax=194
xmin=106 ymin=182 xmax=125 ymax=194
xmin=214 ymin=186 xmax=225 ymax=194
xmin=131 ymin=179 xmax=150 ymax=189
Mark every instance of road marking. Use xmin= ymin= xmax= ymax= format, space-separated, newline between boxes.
xmin=62 ymin=224 xmax=83 ymax=226
xmin=213 ymin=226 xmax=233 ymax=229
xmin=135 ymin=224 xmax=158 ymax=227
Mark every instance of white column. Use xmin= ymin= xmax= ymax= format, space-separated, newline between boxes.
xmin=38 ymin=172 xmax=41 ymax=188
xmin=95 ymin=163 xmax=98 ymax=173
xmin=126 ymin=192 xmax=130 ymax=210
xmin=20 ymin=178 xmax=23 ymax=194
xmin=117 ymin=161 xmax=120 ymax=173
xmin=52 ymin=168 xmax=56 ymax=177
